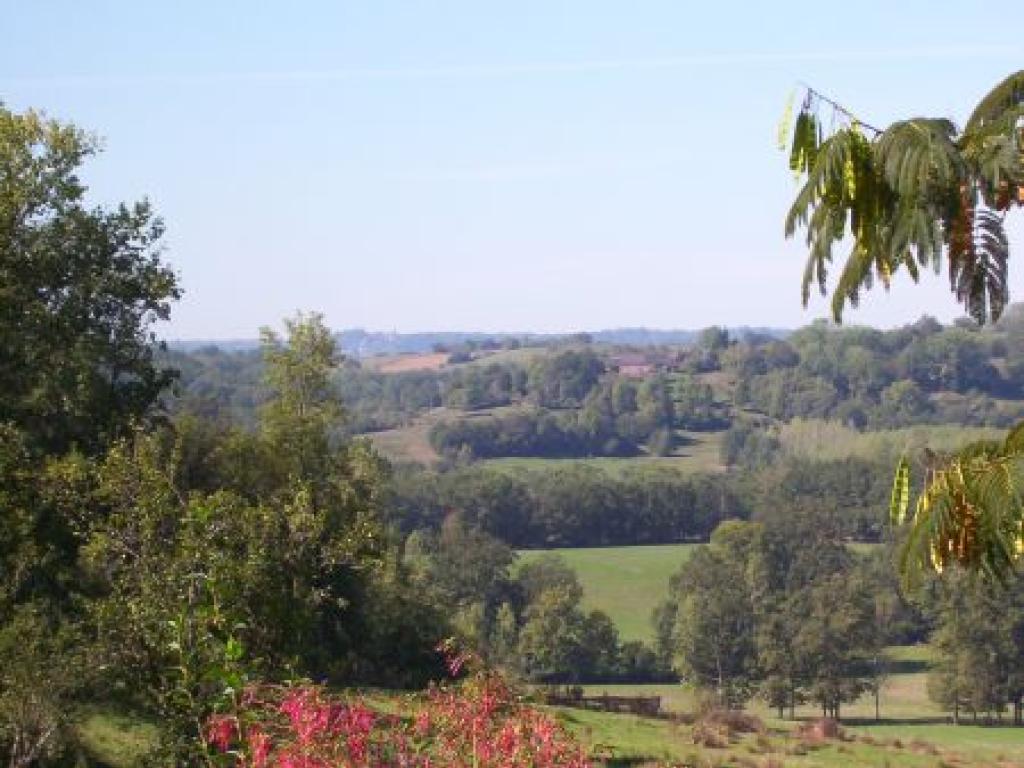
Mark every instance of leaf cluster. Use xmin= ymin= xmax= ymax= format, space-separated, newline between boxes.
xmin=786 ymin=72 xmax=1024 ymax=325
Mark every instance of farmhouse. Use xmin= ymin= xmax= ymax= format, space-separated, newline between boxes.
xmin=609 ymin=353 xmax=673 ymax=378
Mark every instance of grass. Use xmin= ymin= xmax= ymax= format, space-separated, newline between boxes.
xmin=561 ymin=643 xmax=1024 ymax=764
xmin=516 ymin=544 xmax=697 ymax=642
xmin=365 ymin=416 xmax=441 ymax=465
xmin=548 ymin=702 xmax=1023 ymax=767
xmin=482 ymin=430 xmax=726 ymax=478
xmin=777 ymin=419 xmax=1006 ymax=463
xmin=74 ymin=706 xmax=159 ymax=767
xmin=74 ymin=671 xmax=1024 ymax=768
xmin=551 ymin=686 xmax=1024 ymax=766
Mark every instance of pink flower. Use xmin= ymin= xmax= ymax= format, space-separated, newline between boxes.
xmin=206 ymin=714 xmax=237 ymax=752
xmin=248 ymin=727 xmax=272 ymax=768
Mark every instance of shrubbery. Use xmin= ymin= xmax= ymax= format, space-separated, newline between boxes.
xmin=205 ymin=667 xmax=590 ymax=768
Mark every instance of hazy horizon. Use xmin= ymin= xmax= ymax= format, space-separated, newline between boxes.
xmin=5 ymin=2 xmax=1023 ymax=338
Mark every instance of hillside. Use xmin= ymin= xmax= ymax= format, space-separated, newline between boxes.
xmin=168 ymin=310 xmax=1024 ymax=475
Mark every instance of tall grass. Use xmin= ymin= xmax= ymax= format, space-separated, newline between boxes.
xmin=776 ymin=420 xmax=1004 ymax=463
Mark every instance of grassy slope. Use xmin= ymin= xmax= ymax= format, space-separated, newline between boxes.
xmin=516 ymin=544 xmax=697 ymax=643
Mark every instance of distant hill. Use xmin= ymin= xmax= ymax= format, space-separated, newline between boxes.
xmin=169 ymin=326 xmax=789 ymax=357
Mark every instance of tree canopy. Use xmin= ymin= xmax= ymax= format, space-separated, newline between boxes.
xmin=0 ymin=105 xmax=180 ymax=456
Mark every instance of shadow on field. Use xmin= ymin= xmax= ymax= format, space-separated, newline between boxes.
xmin=886 ymin=658 xmax=930 ymax=674
xmin=827 ymin=716 xmax=951 ymax=726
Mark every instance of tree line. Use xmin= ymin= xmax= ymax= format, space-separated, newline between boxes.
xmin=383 ymin=453 xmax=892 ymax=548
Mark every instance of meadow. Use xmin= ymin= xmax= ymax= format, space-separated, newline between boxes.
xmin=516 ymin=543 xmax=696 ymax=643
xmin=515 ymin=543 xmax=1024 ymax=766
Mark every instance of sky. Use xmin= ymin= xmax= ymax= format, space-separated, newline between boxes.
xmin=3 ymin=2 xmax=1023 ymax=339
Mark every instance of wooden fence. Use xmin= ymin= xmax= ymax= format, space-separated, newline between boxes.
xmin=543 ymin=690 xmax=662 ymax=717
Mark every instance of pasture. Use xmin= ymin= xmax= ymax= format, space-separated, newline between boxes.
xmin=480 ymin=429 xmax=726 ymax=477
xmin=361 ymin=352 xmax=451 ymax=373
xmin=516 ymin=543 xmax=697 ymax=642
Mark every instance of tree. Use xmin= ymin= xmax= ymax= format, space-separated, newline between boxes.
xmin=404 ymin=513 xmax=516 ymax=652
xmin=0 ymin=105 xmax=180 ymax=456
xmin=0 ymin=105 xmax=180 ymax=764
xmin=784 ymin=72 xmax=1024 ymax=580
xmin=891 ymin=424 xmax=1024 ymax=578
xmin=790 ymin=573 xmax=876 ymax=720
xmin=670 ymin=547 xmax=756 ymax=707
xmin=784 ymin=72 xmax=1023 ymax=326
xmin=259 ymin=312 xmax=344 ymax=492
xmin=927 ymin=571 xmax=1017 ymax=723
xmin=756 ymin=596 xmax=805 ymax=719
xmin=516 ymin=586 xmax=590 ymax=682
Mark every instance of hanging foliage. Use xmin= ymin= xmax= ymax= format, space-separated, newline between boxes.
xmin=891 ymin=425 xmax=1024 ymax=582
xmin=784 ymin=71 xmax=1024 ymax=325
xmin=787 ymin=72 xmax=1024 ymax=582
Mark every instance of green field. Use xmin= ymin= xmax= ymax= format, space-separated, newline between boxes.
xmin=517 ymin=543 xmax=697 ymax=642
xmin=576 ymin=647 xmax=940 ymax=721
xmin=77 ymin=642 xmax=1024 ymax=768
xmin=551 ymin=702 xmax=1024 ymax=767
xmin=483 ymin=429 xmax=726 ymax=477
xmin=560 ymin=646 xmax=1024 ymax=765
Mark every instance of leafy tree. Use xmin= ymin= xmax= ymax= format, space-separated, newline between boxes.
xmin=0 ymin=105 xmax=180 ymax=456
xmin=527 ymin=349 xmax=604 ymax=407
xmin=516 ymin=553 xmax=584 ymax=606
xmin=927 ymin=571 xmax=1016 ymax=723
xmin=670 ymin=546 xmax=756 ymax=707
xmin=891 ymin=424 xmax=1024 ymax=578
xmin=756 ymin=596 xmax=806 ymax=719
xmin=0 ymin=606 xmax=85 ymax=767
xmin=672 ymin=374 xmax=720 ymax=430
xmin=790 ymin=572 xmax=876 ymax=720
xmin=0 ymin=104 xmax=180 ymax=764
xmin=404 ymin=513 xmax=516 ymax=653
xmin=259 ymin=313 xmax=345 ymax=495
xmin=516 ymin=586 xmax=591 ymax=682
xmin=876 ymin=380 xmax=933 ymax=427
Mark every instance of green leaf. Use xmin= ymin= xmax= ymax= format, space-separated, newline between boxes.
xmin=225 ymin=636 xmax=243 ymax=662
xmin=890 ymin=456 xmax=911 ymax=526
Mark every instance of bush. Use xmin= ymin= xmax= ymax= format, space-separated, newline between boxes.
xmin=205 ymin=672 xmax=591 ymax=767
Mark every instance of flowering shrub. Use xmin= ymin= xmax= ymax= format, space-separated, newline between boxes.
xmin=206 ymin=671 xmax=590 ymax=767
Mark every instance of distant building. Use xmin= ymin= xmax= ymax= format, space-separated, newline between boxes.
xmin=609 ymin=353 xmax=672 ymax=378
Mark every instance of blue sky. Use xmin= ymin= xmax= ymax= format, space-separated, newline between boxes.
xmin=3 ymin=2 xmax=1022 ymax=338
